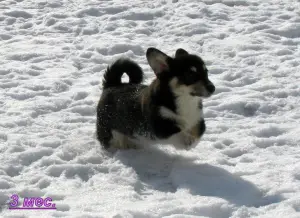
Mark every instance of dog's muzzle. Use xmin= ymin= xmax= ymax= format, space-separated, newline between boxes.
xmin=206 ymin=83 xmax=215 ymax=94
xmin=191 ymin=81 xmax=215 ymax=97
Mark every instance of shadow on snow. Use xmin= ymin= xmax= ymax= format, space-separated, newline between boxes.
xmin=114 ymin=146 xmax=283 ymax=208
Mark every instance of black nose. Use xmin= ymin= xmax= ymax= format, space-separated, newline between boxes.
xmin=206 ymin=84 xmax=215 ymax=93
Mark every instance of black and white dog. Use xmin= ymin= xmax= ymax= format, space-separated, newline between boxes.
xmin=96 ymin=48 xmax=215 ymax=150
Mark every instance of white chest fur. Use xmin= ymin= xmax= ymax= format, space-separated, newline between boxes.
xmin=175 ymin=94 xmax=203 ymax=130
xmin=159 ymin=78 xmax=203 ymax=131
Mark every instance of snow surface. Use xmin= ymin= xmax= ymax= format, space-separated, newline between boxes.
xmin=0 ymin=0 xmax=300 ymax=217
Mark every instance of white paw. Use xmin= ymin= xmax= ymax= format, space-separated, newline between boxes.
xmin=171 ymin=132 xmax=198 ymax=150
xmin=183 ymin=134 xmax=194 ymax=145
xmin=182 ymin=134 xmax=197 ymax=150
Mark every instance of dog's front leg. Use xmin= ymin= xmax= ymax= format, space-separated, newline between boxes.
xmin=170 ymin=131 xmax=196 ymax=150
xmin=180 ymin=120 xmax=206 ymax=150
xmin=181 ymin=132 xmax=198 ymax=150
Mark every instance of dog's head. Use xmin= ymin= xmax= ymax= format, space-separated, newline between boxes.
xmin=146 ymin=47 xmax=215 ymax=98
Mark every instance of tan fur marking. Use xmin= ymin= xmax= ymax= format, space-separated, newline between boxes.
xmin=188 ymin=124 xmax=200 ymax=139
xmin=140 ymin=79 xmax=159 ymax=113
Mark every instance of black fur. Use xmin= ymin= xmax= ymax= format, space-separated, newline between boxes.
xmin=102 ymin=58 xmax=143 ymax=89
xmin=198 ymin=119 xmax=206 ymax=138
xmin=96 ymin=79 xmax=181 ymax=148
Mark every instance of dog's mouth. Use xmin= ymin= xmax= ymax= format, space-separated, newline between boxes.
xmin=190 ymin=91 xmax=213 ymax=98
xmin=189 ymin=82 xmax=215 ymax=98
xmin=190 ymin=92 xmax=201 ymax=97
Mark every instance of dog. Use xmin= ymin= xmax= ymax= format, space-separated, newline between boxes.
xmin=96 ymin=48 xmax=215 ymax=150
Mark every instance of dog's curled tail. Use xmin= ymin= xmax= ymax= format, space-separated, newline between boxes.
xmin=102 ymin=58 xmax=144 ymax=89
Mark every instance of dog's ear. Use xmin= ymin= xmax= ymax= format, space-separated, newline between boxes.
xmin=146 ymin=48 xmax=170 ymax=76
xmin=175 ymin=48 xmax=189 ymax=58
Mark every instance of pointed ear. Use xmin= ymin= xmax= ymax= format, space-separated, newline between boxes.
xmin=146 ymin=48 xmax=170 ymax=76
xmin=175 ymin=48 xmax=189 ymax=58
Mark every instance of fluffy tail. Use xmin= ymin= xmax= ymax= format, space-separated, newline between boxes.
xmin=102 ymin=58 xmax=144 ymax=89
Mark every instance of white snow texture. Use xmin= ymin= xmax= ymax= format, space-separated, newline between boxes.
xmin=0 ymin=0 xmax=300 ymax=217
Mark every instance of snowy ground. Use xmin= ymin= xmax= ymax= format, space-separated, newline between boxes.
xmin=0 ymin=0 xmax=300 ymax=217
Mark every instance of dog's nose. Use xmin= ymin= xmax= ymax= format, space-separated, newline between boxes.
xmin=206 ymin=84 xmax=215 ymax=93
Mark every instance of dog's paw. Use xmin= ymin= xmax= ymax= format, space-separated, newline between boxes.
xmin=170 ymin=132 xmax=199 ymax=150
xmin=174 ymin=132 xmax=198 ymax=150
xmin=182 ymin=134 xmax=197 ymax=150
xmin=115 ymin=142 xmax=139 ymax=150
xmin=125 ymin=143 xmax=140 ymax=149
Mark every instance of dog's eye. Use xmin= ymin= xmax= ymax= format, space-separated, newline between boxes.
xmin=189 ymin=68 xmax=201 ymax=77
xmin=190 ymin=67 xmax=197 ymax=73
xmin=183 ymin=69 xmax=201 ymax=85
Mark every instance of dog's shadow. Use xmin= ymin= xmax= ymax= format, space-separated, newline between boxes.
xmin=114 ymin=147 xmax=282 ymax=207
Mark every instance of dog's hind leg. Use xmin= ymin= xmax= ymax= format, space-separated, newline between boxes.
xmin=110 ymin=130 xmax=137 ymax=149
xmin=96 ymin=124 xmax=113 ymax=149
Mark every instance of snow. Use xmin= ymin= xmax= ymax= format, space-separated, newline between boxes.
xmin=0 ymin=0 xmax=299 ymax=217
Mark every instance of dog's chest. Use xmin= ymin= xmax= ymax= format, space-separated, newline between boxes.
xmin=175 ymin=96 xmax=203 ymax=130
